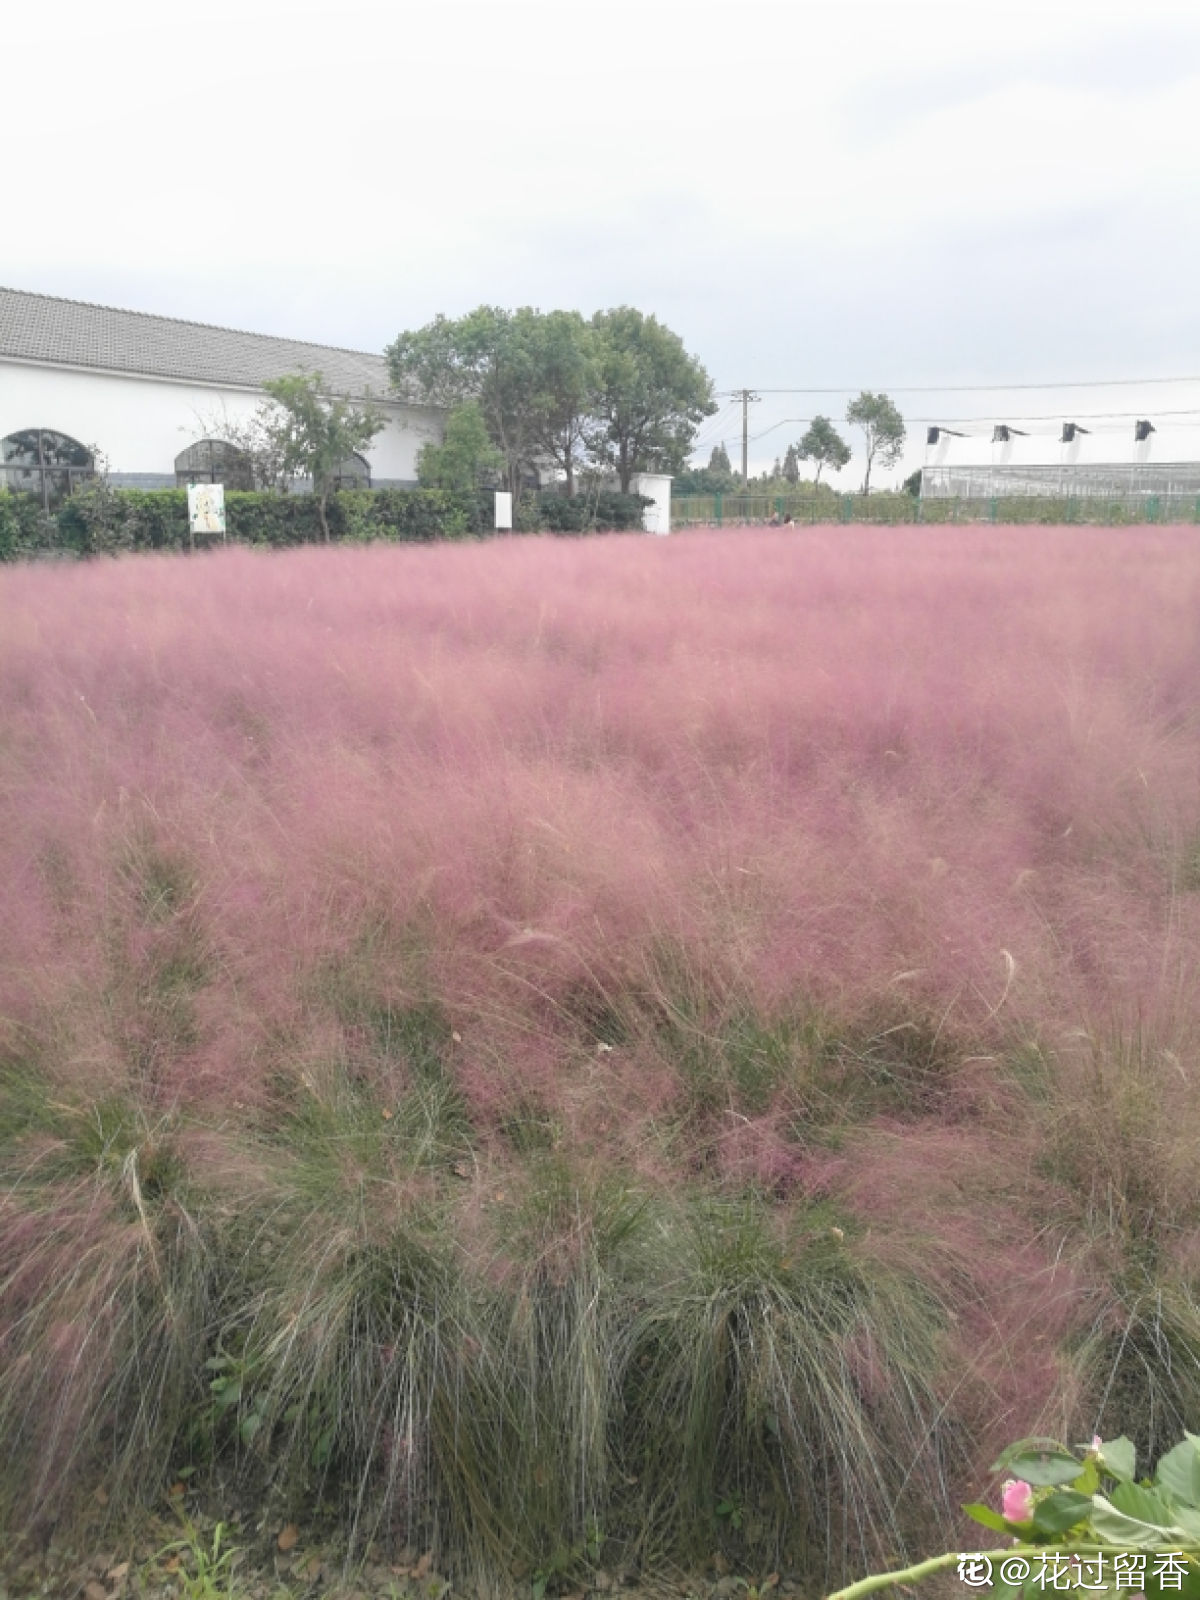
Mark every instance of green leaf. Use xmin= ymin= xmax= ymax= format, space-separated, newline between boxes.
xmin=240 ymin=1412 xmax=262 ymax=1443
xmin=212 ymin=1379 xmax=242 ymax=1410
xmin=1148 ymin=1556 xmax=1200 ymax=1600
xmin=1073 ymin=1457 xmax=1101 ymax=1495
xmin=1099 ymin=1435 xmax=1137 ymax=1482
xmin=1030 ymin=1490 xmax=1093 ymax=1536
xmin=984 ymin=1582 xmax=1020 ymax=1600
xmin=1089 ymin=1494 xmax=1184 ymax=1547
xmin=1110 ymin=1480 xmax=1176 ymax=1530
xmin=1157 ymin=1438 xmax=1200 ymax=1509
xmin=963 ymin=1502 xmax=1012 ymax=1534
xmin=994 ymin=1448 xmax=1083 ymax=1487
xmin=1171 ymin=1505 xmax=1200 ymax=1542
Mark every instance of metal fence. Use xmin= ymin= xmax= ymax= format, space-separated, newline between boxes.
xmin=671 ymin=494 xmax=1200 ymax=530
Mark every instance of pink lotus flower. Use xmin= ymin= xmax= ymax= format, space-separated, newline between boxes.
xmin=1002 ymin=1479 xmax=1034 ymax=1522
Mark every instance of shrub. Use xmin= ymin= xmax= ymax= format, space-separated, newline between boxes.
xmin=535 ymin=490 xmax=652 ymax=534
xmin=0 ymin=489 xmax=57 ymax=560
xmin=6 ymin=486 xmax=499 ymax=559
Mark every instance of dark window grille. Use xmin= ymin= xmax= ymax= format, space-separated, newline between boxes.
xmin=331 ymin=452 xmax=371 ymax=490
xmin=175 ymin=438 xmax=256 ymax=490
xmin=1 ymin=429 xmax=95 ymax=511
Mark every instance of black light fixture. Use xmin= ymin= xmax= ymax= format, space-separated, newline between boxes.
xmin=1061 ymin=423 xmax=1090 ymax=443
xmin=992 ymin=425 xmax=1029 ymax=443
xmin=1134 ymin=419 xmax=1155 ymax=442
xmin=927 ymin=426 xmax=966 ymax=445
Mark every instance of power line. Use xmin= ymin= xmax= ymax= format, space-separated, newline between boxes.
xmin=718 ymin=376 xmax=1200 ymax=396
xmin=747 ymin=409 xmax=1200 ymax=444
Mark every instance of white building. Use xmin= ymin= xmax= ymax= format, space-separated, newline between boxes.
xmin=919 ymin=387 xmax=1200 ymax=501
xmin=0 ymin=288 xmax=443 ymax=507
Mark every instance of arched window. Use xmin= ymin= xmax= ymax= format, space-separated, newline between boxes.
xmin=1 ymin=429 xmax=95 ymax=510
xmin=175 ymin=438 xmax=256 ymax=490
xmin=332 ymin=452 xmax=371 ymax=490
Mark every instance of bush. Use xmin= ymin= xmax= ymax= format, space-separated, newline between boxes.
xmin=0 ymin=489 xmax=61 ymax=560
xmin=3 ymin=486 xmax=499 ymax=560
xmin=535 ymin=490 xmax=652 ymax=533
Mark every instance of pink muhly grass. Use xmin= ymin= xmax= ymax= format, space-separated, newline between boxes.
xmin=5 ymin=528 xmax=1200 ymax=1539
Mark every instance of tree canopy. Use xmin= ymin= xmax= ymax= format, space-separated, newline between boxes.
xmin=260 ymin=373 xmax=384 ymax=541
xmin=416 ymin=401 xmax=502 ymax=493
xmin=387 ymin=307 xmax=542 ymax=500
xmin=845 ymin=391 xmax=906 ymax=495
xmin=388 ymin=305 xmax=714 ymax=497
xmin=590 ymin=307 xmax=716 ymax=492
xmin=796 ymin=416 xmax=851 ymax=487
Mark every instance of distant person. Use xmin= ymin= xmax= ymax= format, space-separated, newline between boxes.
xmin=768 ymin=511 xmax=781 ymax=526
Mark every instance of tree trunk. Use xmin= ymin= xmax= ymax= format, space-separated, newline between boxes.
xmin=317 ymin=488 xmax=331 ymax=543
xmin=862 ymin=452 xmax=873 ymax=496
xmin=565 ymin=459 xmax=575 ymax=498
xmin=814 ymin=460 xmax=824 ymax=487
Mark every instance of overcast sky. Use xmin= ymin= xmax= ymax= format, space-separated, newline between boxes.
xmin=7 ymin=0 xmax=1200 ymax=482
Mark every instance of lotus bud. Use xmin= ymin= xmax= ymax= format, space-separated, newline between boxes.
xmin=1002 ymin=1479 xmax=1034 ymax=1522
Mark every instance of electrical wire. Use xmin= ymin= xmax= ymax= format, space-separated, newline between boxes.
xmin=746 ymin=409 xmax=1200 ymax=444
xmin=717 ymin=376 xmax=1200 ymax=396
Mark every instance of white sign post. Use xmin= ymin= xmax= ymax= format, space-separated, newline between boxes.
xmin=187 ymin=482 xmax=227 ymax=550
xmin=494 ymin=491 xmax=513 ymax=532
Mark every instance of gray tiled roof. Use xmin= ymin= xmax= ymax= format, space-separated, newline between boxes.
xmin=0 ymin=287 xmax=394 ymax=399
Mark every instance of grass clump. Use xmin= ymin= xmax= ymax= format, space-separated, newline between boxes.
xmin=620 ymin=1194 xmax=955 ymax=1582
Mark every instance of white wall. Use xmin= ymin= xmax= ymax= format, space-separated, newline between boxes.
xmin=0 ymin=360 xmax=443 ymax=485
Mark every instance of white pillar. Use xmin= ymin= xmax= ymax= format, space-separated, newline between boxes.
xmin=630 ymin=472 xmax=672 ymax=535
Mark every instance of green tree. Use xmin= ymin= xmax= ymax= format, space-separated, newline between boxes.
xmin=387 ymin=307 xmax=543 ymax=501
xmin=590 ymin=307 xmax=716 ymax=492
xmin=524 ymin=309 xmax=600 ymax=498
xmin=781 ymin=442 xmax=800 ymax=484
xmin=845 ymin=391 xmax=906 ymax=495
xmin=259 ymin=373 xmax=384 ymax=542
xmin=416 ymin=401 xmax=503 ymax=493
xmin=796 ymin=416 xmax=851 ymax=487
xmin=709 ymin=442 xmax=733 ymax=476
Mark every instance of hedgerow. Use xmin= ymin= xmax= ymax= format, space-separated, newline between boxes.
xmin=0 ymin=485 xmax=652 ymax=560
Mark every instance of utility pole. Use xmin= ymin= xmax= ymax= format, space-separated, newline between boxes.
xmin=731 ymin=389 xmax=760 ymax=483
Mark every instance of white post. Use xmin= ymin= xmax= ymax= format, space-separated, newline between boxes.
xmin=630 ymin=472 xmax=672 ymax=535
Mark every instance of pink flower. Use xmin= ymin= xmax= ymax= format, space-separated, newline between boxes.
xmin=1092 ymin=1434 xmax=1103 ymax=1452
xmin=1002 ymin=1479 xmax=1034 ymax=1522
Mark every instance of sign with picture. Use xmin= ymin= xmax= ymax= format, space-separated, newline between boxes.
xmin=187 ymin=482 xmax=226 ymax=537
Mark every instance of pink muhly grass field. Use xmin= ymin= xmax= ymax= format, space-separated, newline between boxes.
xmin=5 ymin=527 xmax=1199 ymax=1090
xmin=4 ymin=524 xmax=1200 ymax=1555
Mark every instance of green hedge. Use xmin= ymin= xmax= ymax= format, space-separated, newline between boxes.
xmin=533 ymin=490 xmax=653 ymax=533
xmin=0 ymin=490 xmax=58 ymax=560
xmin=1 ymin=484 xmax=652 ymax=560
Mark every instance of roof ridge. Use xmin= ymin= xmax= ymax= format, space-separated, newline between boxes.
xmin=0 ymin=285 xmax=387 ymax=363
